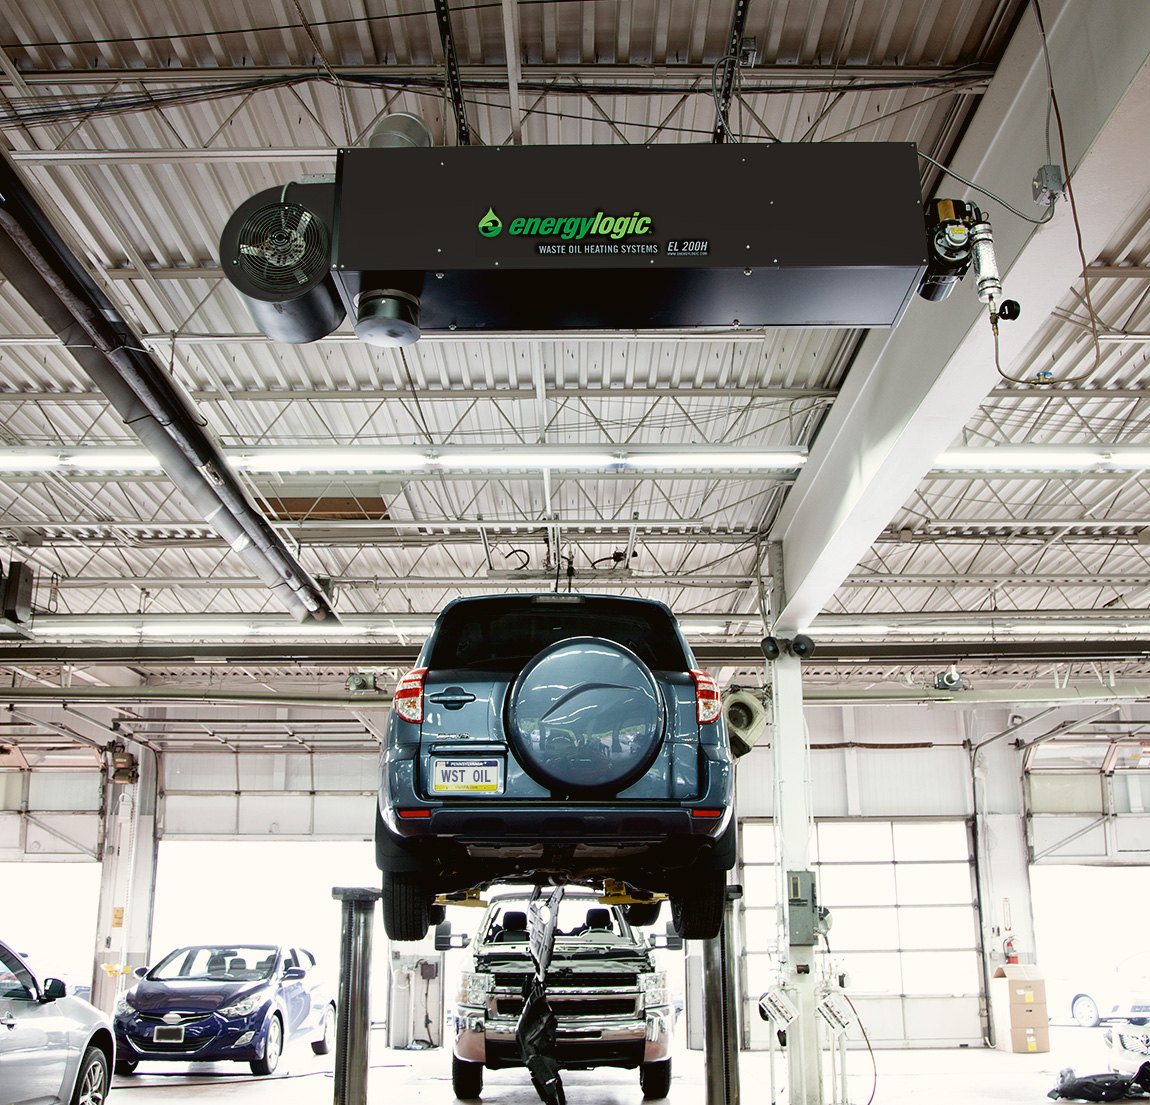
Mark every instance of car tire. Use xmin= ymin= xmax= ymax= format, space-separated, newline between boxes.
xmin=384 ymin=870 xmax=431 ymax=941
xmin=452 ymin=1054 xmax=484 ymax=1098
xmin=312 ymin=1002 xmax=336 ymax=1055
xmin=625 ymin=901 xmax=663 ymax=927
xmin=1072 ymin=995 xmax=1101 ymax=1028
xmin=250 ymin=1013 xmax=283 ymax=1076
xmin=114 ymin=1058 xmax=138 ymax=1076
xmin=72 ymin=1046 xmax=109 ymax=1105
xmin=640 ymin=1058 xmax=672 ymax=1099
xmin=670 ymin=871 xmax=725 ymax=940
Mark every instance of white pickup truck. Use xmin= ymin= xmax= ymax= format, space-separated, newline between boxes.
xmin=449 ymin=891 xmax=679 ymax=1099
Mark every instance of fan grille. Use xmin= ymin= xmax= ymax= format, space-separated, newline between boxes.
xmin=236 ymin=203 xmax=329 ymax=294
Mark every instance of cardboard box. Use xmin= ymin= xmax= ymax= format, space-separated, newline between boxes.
xmin=992 ymin=966 xmax=1048 ymax=1007
xmin=1006 ymin=1024 xmax=1050 ymax=1053
xmin=1008 ymin=1002 xmax=1049 ymax=1028
xmin=991 ymin=966 xmax=1050 ymax=1049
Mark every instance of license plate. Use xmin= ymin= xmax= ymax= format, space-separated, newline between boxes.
xmin=153 ymin=1025 xmax=185 ymax=1043
xmin=432 ymin=757 xmax=503 ymax=793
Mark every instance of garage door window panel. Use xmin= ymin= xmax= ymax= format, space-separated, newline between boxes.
xmin=895 ymin=862 xmax=973 ymax=905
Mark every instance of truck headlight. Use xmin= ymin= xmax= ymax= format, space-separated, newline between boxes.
xmin=643 ymin=971 xmax=667 ymax=1008
xmin=457 ymin=972 xmax=493 ymax=1007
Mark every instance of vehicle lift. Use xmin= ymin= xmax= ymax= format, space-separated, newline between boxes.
xmin=328 ymin=879 xmax=747 ymax=1105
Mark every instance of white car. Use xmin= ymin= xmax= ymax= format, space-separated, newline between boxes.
xmin=0 ymin=938 xmax=114 ymax=1105
xmin=1106 ymin=1023 xmax=1150 ymax=1077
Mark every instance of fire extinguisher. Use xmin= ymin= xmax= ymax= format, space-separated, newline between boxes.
xmin=1003 ymin=935 xmax=1019 ymax=964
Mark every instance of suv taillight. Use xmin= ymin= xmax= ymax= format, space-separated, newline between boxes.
xmin=691 ymin=669 xmax=722 ymax=725
xmin=393 ymin=668 xmax=427 ymax=723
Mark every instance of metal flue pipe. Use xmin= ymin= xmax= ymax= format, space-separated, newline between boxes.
xmin=0 ymin=154 xmax=335 ymax=622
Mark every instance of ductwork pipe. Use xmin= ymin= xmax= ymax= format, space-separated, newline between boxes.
xmin=0 ymin=167 xmax=335 ymax=623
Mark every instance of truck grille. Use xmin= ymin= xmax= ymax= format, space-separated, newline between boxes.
xmin=496 ymin=997 xmax=638 ymax=1017
xmin=492 ymin=971 xmax=635 ymax=988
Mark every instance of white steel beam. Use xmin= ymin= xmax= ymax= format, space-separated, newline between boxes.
xmin=769 ymin=1 xmax=1150 ymax=634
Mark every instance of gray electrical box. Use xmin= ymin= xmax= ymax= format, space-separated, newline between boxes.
xmin=787 ymin=870 xmax=819 ymax=946
xmin=2 ymin=561 xmax=33 ymax=624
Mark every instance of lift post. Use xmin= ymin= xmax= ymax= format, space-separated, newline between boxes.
xmin=702 ymin=883 xmax=742 ymax=1105
xmin=331 ymin=887 xmax=382 ymax=1105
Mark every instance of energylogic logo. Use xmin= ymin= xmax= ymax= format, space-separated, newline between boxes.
xmin=478 ymin=208 xmax=503 ymax=237
xmin=477 ymin=208 xmax=653 ymax=241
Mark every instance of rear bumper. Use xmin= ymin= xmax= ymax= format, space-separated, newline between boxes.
xmin=378 ymin=801 xmax=733 ymax=890
xmin=454 ymin=1006 xmax=672 ymax=1070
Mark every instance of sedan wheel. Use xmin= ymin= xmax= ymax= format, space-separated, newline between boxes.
xmin=1072 ymin=995 xmax=1101 ymax=1028
xmin=72 ymin=1047 xmax=109 ymax=1105
xmin=251 ymin=1014 xmax=283 ymax=1075
xmin=312 ymin=1003 xmax=336 ymax=1055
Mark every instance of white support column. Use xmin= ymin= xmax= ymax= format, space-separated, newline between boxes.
xmin=770 ymin=1 xmax=1150 ymax=633
xmin=90 ymin=741 xmax=159 ymax=1014
xmin=772 ymin=651 xmax=822 ymax=1105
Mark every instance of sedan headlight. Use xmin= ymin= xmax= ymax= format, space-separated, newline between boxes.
xmin=220 ymin=991 xmax=268 ymax=1019
xmin=643 ymin=971 xmax=668 ymax=1008
xmin=457 ymin=972 xmax=493 ymax=1007
xmin=114 ymin=996 xmax=135 ymax=1017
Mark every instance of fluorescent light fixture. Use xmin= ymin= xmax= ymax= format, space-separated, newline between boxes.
xmin=934 ymin=448 xmax=1111 ymax=470
xmin=232 ymin=450 xmax=429 ymax=473
xmin=934 ymin=446 xmax=1150 ymax=472
xmin=34 ymin=618 xmax=437 ymax=641
xmin=0 ymin=445 xmax=809 ymax=476
xmin=63 ymin=451 xmax=163 ymax=471
xmin=625 ymin=451 xmax=806 ymax=470
xmin=814 ymin=620 xmax=1150 ymax=637
xmin=443 ymin=452 xmax=618 ymax=470
xmin=0 ymin=452 xmax=63 ymax=471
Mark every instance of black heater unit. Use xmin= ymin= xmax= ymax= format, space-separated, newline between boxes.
xmin=221 ymin=143 xmax=928 ymax=346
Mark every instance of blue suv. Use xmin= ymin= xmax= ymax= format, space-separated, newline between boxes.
xmin=376 ymin=593 xmax=735 ymax=941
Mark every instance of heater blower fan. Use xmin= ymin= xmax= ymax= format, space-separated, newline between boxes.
xmin=219 ymin=184 xmax=344 ymax=344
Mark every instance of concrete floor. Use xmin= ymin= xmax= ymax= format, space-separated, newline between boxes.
xmin=108 ymin=1024 xmax=1115 ymax=1104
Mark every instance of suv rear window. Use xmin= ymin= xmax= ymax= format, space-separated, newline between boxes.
xmin=426 ymin=596 xmax=690 ymax=672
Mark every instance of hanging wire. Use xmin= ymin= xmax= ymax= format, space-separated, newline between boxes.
xmin=711 ymin=55 xmax=742 ymax=144
xmin=988 ymin=0 xmax=1101 ymax=388
xmin=916 ymin=150 xmax=1056 ymax=226
xmin=1029 ymin=0 xmax=1102 ymax=384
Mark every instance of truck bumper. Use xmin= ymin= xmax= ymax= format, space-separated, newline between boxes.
xmin=453 ymin=1006 xmax=673 ymax=1070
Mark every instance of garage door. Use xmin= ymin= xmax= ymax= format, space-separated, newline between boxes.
xmin=741 ymin=818 xmax=984 ymax=1047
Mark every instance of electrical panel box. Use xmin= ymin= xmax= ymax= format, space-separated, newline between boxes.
xmin=2 ymin=561 xmax=33 ymax=624
xmin=787 ymin=870 xmax=819 ymax=946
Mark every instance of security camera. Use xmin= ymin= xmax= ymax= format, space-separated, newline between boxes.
xmin=761 ymin=635 xmax=816 ymax=660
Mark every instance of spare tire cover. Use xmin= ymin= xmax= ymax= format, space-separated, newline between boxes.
xmin=508 ymin=636 xmax=665 ymax=793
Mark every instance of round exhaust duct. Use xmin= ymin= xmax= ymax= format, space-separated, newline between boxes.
xmin=367 ymin=114 xmax=434 ymax=149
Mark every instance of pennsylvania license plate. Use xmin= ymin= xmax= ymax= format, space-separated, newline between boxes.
xmin=153 ymin=1025 xmax=185 ymax=1043
xmin=432 ymin=757 xmax=503 ymax=794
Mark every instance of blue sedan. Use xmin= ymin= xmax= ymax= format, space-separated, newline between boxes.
xmin=113 ymin=944 xmax=334 ymax=1076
